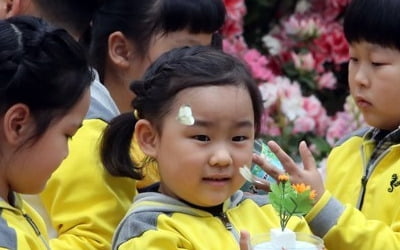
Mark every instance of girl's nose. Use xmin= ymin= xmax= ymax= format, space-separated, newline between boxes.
xmin=209 ymin=146 xmax=233 ymax=167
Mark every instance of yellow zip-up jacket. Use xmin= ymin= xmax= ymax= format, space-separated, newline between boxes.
xmin=112 ymin=191 xmax=312 ymax=250
xmin=25 ymin=73 xmax=140 ymax=250
xmin=39 ymin=118 xmax=138 ymax=250
xmin=0 ymin=193 xmax=50 ymax=250
xmin=307 ymin=127 xmax=400 ymax=249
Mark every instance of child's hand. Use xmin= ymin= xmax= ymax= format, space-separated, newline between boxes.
xmin=239 ymin=230 xmax=251 ymax=250
xmin=253 ymin=140 xmax=325 ymax=202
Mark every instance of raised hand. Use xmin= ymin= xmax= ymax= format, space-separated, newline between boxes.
xmin=253 ymin=140 xmax=325 ymax=202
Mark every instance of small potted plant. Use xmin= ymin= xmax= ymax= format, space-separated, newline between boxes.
xmin=240 ymin=169 xmax=324 ymax=250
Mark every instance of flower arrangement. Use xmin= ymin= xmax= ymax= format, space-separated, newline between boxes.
xmin=221 ymin=0 xmax=365 ymax=165
xmin=269 ymin=174 xmax=316 ymax=231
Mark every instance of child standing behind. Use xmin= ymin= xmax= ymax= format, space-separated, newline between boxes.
xmin=256 ymin=0 xmax=400 ymax=249
xmin=100 ymin=46 xmax=311 ymax=249
xmin=0 ymin=16 xmax=92 ymax=249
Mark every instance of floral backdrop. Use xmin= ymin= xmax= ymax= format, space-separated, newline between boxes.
xmin=221 ymin=0 xmax=366 ymax=166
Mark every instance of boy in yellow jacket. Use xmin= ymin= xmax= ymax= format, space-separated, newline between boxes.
xmin=257 ymin=0 xmax=400 ymax=249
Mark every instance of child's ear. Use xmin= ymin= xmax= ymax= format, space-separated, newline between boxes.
xmin=107 ymin=31 xmax=136 ymax=69
xmin=135 ymin=119 xmax=158 ymax=158
xmin=3 ymin=103 xmax=31 ymax=145
xmin=6 ymin=0 xmax=22 ymax=18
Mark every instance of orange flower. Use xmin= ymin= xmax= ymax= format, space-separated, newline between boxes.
xmin=278 ymin=174 xmax=289 ymax=182
xmin=291 ymin=183 xmax=310 ymax=193
xmin=309 ymin=190 xmax=317 ymax=200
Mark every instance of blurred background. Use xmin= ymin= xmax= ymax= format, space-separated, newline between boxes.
xmin=221 ymin=0 xmax=364 ymax=166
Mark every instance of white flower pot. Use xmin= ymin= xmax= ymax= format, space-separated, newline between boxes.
xmin=251 ymin=229 xmax=324 ymax=250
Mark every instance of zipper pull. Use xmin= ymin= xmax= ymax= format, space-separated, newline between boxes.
xmin=219 ymin=212 xmax=232 ymax=230
xmin=361 ymin=176 xmax=368 ymax=187
xmin=23 ymin=214 xmax=41 ymax=236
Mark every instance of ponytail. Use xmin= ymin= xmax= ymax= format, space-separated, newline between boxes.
xmin=100 ymin=112 xmax=143 ymax=179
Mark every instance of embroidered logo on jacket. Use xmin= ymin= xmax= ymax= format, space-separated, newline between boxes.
xmin=388 ymin=173 xmax=400 ymax=192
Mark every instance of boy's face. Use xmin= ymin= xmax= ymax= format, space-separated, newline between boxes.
xmin=348 ymin=41 xmax=400 ymax=130
xmin=152 ymin=86 xmax=254 ymax=207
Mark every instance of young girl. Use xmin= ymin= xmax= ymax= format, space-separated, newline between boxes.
xmin=36 ymin=1 xmax=226 ymax=249
xmin=100 ymin=46 xmax=311 ymax=249
xmin=0 ymin=16 xmax=91 ymax=249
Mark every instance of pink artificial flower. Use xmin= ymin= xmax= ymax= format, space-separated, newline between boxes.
xmin=222 ymin=36 xmax=248 ymax=56
xmin=315 ymin=113 xmax=331 ymax=136
xmin=313 ymin=23 xmax=349 ymax=65
xmin=258 ymin=83 xmax=279 ymax=108
xmin=283 ymin=16 xmax=323 ymax=40
xmin=293 ymin=116 xmax=316 ymax=133
xmin=242 ymin=49 xmax=275 ymax=81
xmin=291 ymin=52 xmax=315 ymax=71
xmin=317 ymin=72 xmax=337 ymax=90
xmin=222 ymin=20 xmax=244 ymax=38
xmin=302 ymin=96 xmax=331 ymax=136
xmin=221 ymin=0 xmax=247 ymax=37
xmin=325 ymin=112 xmax=353 ymax=145
xmin=302 ymin=96 xmax=323 ymax=117
xmin=260 ymin=113 xmax=282 ymax=136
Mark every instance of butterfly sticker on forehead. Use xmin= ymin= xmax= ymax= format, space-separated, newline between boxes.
xmin=176 ymin=105 xmax=195 ymax=126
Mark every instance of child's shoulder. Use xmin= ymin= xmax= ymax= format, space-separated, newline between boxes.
xmin=241 ymin=192 xmax=269 ymax=207
xmin=334 ymin=126 xmax=371 ymax=147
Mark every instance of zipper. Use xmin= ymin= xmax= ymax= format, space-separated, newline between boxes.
xmin=218 ymin=212 xmax=241 ymax=245
xmin=219 ymin=212 xmax=232 ymax=230
xmin=357 ymin=147 xmax=389 ymax=210
xmin=23 ymin=213 xmax=51 ymax=250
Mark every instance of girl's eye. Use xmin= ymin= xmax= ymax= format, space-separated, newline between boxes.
xmin=192 ymin=135 xmax=210 ymax=142
xmin=232 ymin=136 xmax=248 ymax=142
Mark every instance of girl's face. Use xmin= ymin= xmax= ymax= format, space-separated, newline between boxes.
xmin=129 ymin=29 xmax=213 ymax=84
xmin=349 ymin=41 xmax=400 ymax=130
xmin=2 ymin=89 xmax=90 ymax=199
xmin=153 ymin=85 xmax=255 ymax=207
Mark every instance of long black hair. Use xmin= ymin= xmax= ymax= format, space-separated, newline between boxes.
xmin=0 ymin=16 xmax=92 ymax=144
xmin=100 ymin=46 xmax=263 ymax=179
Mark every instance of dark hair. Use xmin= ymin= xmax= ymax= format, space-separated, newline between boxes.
xmin=344 ymin=0 xmax=400 ymax=50
xmin=89 ymin=0 xmax=226 ymax=81
xmin=33 ymin=0 xmax=105 ymax=38
xmin=100 ymin=46 xmax=263 ymax=179
xmin=0 ymin=16 xmax=93 ymax=144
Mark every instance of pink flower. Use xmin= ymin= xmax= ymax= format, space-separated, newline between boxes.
xmin=291 ymin=52 xmax=315 ymax=71
xmin=302 ymin=96 xmax=323 ymax=117
xmin=283 ymin=16 xmax=323 ymax=40
xmin=222 ymin=36 xmax=248 ymax=56
xmin=293 ymin=116 xmax=316 ymax=133
xmin=242 ymin=49 xmax=275 ymax=81
xmin=317 ymin=72 xmax=337 ymax=90
xmin=221 ymin=0 xmax=246 ymax=37
xmin=258 ymin=83 xmax=279 ymax=108
xmin=260 ymin=113 xmax=281 ymax=136
xmin=326 ymin=112 xmax=353 ymax=145
xmin=313 ymin=23 xmax=349 ymax=65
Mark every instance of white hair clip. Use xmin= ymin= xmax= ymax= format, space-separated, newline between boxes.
xmin=177 ymin=105 xmax=195 ymax=126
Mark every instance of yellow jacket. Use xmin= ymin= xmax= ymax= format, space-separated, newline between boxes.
xmin=40 ymin=119 xmax=137 ymax=250
xmin=0 ymin=193 xmax=50 ymax=250
xmin=113 ymin=191 xmax=312 ymax=250
xmin=307 ymin=127 xmax=400 ymax=249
